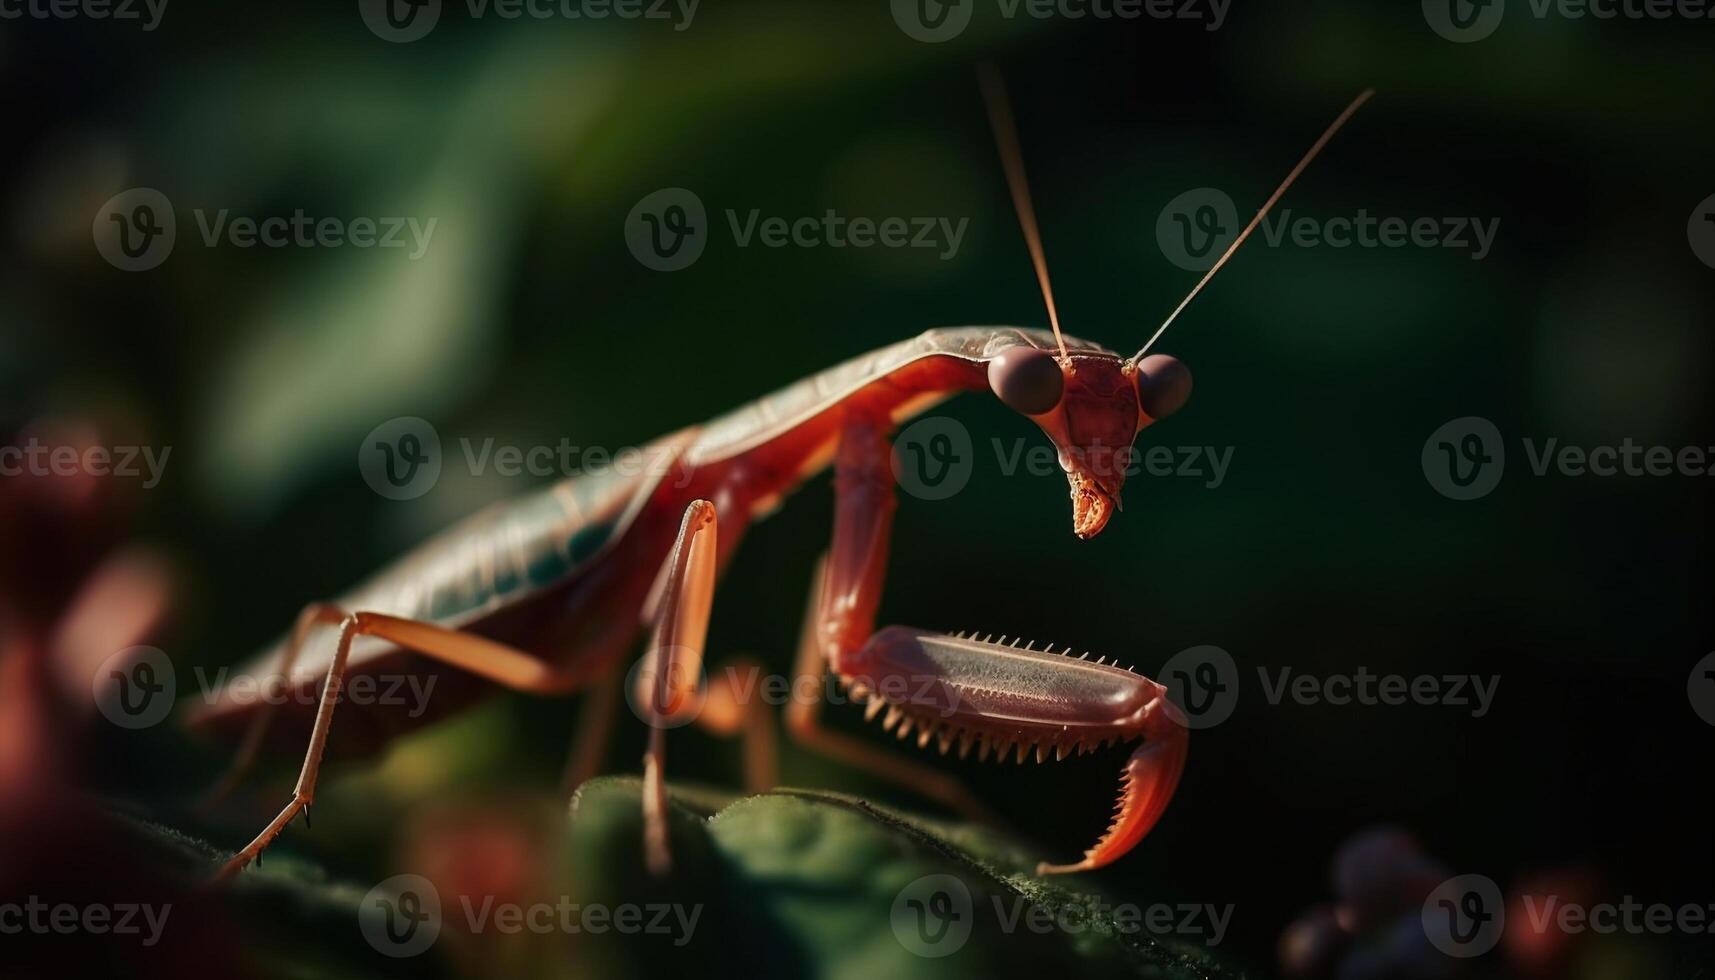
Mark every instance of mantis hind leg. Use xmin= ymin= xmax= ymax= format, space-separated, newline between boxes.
xmin=198 ymin=603 xmax=335 ymax=811
xmin=210 ymin=608 xmax=579 ymax=884
xmin=561 ymin=663 xmax=623 ymax=795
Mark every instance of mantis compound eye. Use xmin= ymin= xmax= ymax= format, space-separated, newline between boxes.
xmin=1134 ymin=354 xmax=1192 ymax=421
xmin=988 ymin=345 xmax=1065 ymax=416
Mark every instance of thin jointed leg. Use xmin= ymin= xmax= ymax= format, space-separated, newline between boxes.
xmin=211 ymin=608 xmax=576 ymax=884
xmin=199 ymin=603 xmax=341 ymax=810
xmin=561 ymin=663 xmax=623 ymax=795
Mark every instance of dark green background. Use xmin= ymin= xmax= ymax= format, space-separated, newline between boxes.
xmin=3 ymin=0 xmax=1712 ymax=975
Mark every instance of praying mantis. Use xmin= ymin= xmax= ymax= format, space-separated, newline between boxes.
xmin=190 ymin=71 xmax=1373 ymax=882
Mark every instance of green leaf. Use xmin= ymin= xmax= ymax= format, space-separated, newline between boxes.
xmin=561 ymin=777 xmax=1240 ymax=980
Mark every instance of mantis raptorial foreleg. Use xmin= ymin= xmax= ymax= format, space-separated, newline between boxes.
xmin=787 ymin=415 xmax=1188 ymax=874
xmin=635 ymin=499 xmax=779 ymax=874
xmin=782 ymin=417 xmax=1003 ymax=827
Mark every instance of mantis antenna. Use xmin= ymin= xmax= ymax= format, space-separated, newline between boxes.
xmin=979 ymin=63 xmax=1071 ymax=365
xmin=1129 ymin=88 xmax=1375 ymax=366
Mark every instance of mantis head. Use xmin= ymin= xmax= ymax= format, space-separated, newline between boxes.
xmin=986 ymin=345 xmax=1193 ymax=538
xmin=977 ymin=64 xmax=1368 ymax=535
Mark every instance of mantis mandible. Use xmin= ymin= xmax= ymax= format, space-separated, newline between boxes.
xmin=192 ymin=73 xmax=1372 ymax=881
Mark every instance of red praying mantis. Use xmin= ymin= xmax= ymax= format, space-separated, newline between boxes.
xmin=192 ymin=72 xmax=1373 ymax=881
